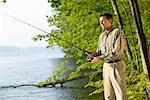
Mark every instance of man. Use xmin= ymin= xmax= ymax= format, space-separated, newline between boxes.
xmin=87 ymin=13 xmax=128 ymax=100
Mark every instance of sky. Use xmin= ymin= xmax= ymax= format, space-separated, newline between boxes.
xmin=0 ymin=0 xmax=55 ymax=47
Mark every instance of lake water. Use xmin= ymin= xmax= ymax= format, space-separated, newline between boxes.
xmin=0 ymin=48 xmax=103 ymax=100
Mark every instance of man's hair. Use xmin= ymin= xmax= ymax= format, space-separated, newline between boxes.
xmin=99 ymin=13 xmax=113 ymax=20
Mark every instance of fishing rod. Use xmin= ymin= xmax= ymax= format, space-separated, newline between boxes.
xmin=5 ymin=14 xmax=101 ymax=59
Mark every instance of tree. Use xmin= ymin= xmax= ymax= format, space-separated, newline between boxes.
xmin=110 ymin=0 xmax=139 ymax=71
xmin=129 ymin=0 xmax=150 ymax=78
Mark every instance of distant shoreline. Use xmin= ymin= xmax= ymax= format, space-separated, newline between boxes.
xmin=0 ymin=46 xmax=64 ymax=53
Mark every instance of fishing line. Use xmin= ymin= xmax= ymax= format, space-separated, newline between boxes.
xmin=5 ymin=14 xmax=88 ymax=53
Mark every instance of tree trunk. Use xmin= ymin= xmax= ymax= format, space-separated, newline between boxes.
xmin=129 ymin=0 xmax=150 ymax=78
xmin=111 ymin=0 xmax=137 ymax=70
xmin=0 ymin=70 xmax=102 ymax=88
xmin=119 ymin=1 xmax=140 ymax=70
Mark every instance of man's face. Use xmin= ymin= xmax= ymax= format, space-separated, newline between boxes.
xmin=99 ymin=16 xmax=112 ymax=30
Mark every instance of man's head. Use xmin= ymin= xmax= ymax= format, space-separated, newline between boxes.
xmin=99 ymin=13 xmax=113 ymax=31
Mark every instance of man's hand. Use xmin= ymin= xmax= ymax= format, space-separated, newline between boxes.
xmin=85 ymin=51 xmax=97 ymax=58
xmin=85 ymin=51 xmax=101 ymax=62
xmin=91 ymin=56 xmax=100 ymax=63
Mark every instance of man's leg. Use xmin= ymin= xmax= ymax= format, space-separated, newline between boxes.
xmin=110 ymin=61 xmax=128 ymax=100
xmin=103 ymin=63 xmax=116 ymax=100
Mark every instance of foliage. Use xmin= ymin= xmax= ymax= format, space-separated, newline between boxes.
xmin=126 ymin=72 xmax=149 ymax=100
xmin=69 ymin=61 xmax=103 ymax=91
xmin=34 ymin=0 xmax=114 ymax=64
xmin=35 ymin=0 xmax=150 ymax=99
xmin=0 ymin=0 xmax=6 ymax=3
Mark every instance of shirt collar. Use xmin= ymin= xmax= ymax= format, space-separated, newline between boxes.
xmin=104 ymin=27 xmax=114 ymax=36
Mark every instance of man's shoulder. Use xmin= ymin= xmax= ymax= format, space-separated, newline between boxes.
xmin=100 ymin=28 xmax=120 ymax=37
xmin=112 ymin=28 xmax=120 ymax=33
xmin=111 ymin=28 xmax=121 ymax=36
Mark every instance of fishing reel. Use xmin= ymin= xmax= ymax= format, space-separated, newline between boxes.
xmin=86 ymin=56 xmax=94 ymax=62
